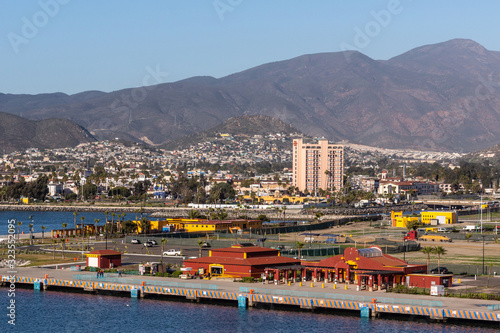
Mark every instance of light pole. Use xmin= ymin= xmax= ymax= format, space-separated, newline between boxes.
xmin=403 ymin=238 xmax=406 ymax=262
xmin=480 ymin=195 xmax=483 ymax=235
xmin=105 ymin=222 xmax=109 ymax=250
xmin=482 ymin=235 xmax=485 ymax=275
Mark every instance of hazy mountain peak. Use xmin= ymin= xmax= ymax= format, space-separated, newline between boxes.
xmin=3 ymin=39 xmax=500 ymax=152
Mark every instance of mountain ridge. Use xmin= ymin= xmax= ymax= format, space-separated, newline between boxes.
xmin=2 ymin=39 xmax=500 ymax=152
xmin=0 ymin=112 xmax=96 ymax=153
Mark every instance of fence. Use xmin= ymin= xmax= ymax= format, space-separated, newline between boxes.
xmin=125 ymin=215 xmax=382 ymax=243
xmin=239 ymin=287 xmax=443 ymax=307
xmin=72 ymin=274 xmax=218 ymax=290
xmin=425 ymin=264 xmax=500 ymax=276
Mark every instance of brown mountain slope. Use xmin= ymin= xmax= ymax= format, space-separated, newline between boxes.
xmin=162 ymin=115 xmax=303 ymax=150
xmin=0 ymin=112 xmax=96 ymax=153
xmin=2 ymin=39 xmax=500 ymax=152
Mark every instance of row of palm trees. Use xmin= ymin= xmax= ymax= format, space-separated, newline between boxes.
xmin=15 ymin=219 xmax=48 ymax=244
xmin=420 ymin=246 xmax=447 ymax=273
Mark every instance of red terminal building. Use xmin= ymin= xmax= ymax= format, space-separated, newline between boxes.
xmin=265 ymin=246 xmax=428 ymax=291
xmin=184 ymin=245 xmax=447 ymax=291
xmin=85 ymin=250 xmax=122 ymax=269
xmin=182 ymin=244 xmax=301 ymax=279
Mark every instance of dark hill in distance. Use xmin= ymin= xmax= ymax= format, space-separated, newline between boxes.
xmin=0 ymin=112 xmax=96 ymax=153
xmin=162 ymin=115 xmax=303 ymax=150
xmin=3 ymin=39 xmax=500 ymax=152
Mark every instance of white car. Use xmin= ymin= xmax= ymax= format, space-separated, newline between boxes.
xmin=163 ymin=249 xmax=182 ymax=256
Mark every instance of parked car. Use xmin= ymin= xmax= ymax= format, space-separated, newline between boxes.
xmin=201 ymin=242 xmax=211 ymax=248
xmin=131 ymin=239 xmax=140 ymax=244
xmin=148 ymin=239 xmax=158 ymax=245
xmin=144 ymin=241 xmax=154 ymax=247
xmin=163 ymin=249 xmax=182 ymax=256
xmin=430 ymin=267 xmax=452 ymax=274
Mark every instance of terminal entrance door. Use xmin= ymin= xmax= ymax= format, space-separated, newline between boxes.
xmin=210 ymin=265 xmax=224 ymax=276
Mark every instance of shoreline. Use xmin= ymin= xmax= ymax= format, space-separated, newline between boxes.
xmin=0 ymin=203 xmax=427 ymax=219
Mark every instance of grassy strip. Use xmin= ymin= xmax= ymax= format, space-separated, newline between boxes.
xmin=2 ymin=252 xmax=81 ymax=266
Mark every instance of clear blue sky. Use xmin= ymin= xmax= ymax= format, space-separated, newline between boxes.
xmin=1 ymin=0 xmax=499 ymax=95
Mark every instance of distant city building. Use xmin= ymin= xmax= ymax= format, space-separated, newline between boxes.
xmin=292 ymin=138 xmax=344 ymax=193
xmin=47 ymin=182 xmax=63 ymax=196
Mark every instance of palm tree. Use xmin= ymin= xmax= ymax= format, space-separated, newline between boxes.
xmin=433 ymin=246 xmax=447 ymax=272
xmin=111 ymin=212 xmax=116 ymax=233
xmin=94 ymin=219 xmax=100 ymax=239
xmin=28 ymin=223 xmax=34 ymax=245
xmin=16 ymin=221 xmax=22 ymax=241
xmin=198 ymin=240 xmax=204 ymax=258
xmin=104 ymin=210 xmax=109 ymax=225
xmin=420 ymin=246 xmax=434 ymax=274
xmin=73 ymin=211 xmax=79 ymax=236
xmin=28 ymin=215 xmax=34 ymax=244
xmin=41 ymin=226 xmax=46 ymax=243
xmin=52 ymin=239 xmax=57 ymax=260
xmin=296 ymin=241 xmax=305 ymax=259
xmin=325 ymin=170 xmax=331 ymax=189
xmin=120 ymin=213 xmax=126 ymax=233
xmin=60 ymin=238 xmax=66 ymax=259
xmin=140 ymin=218 xmax=150 ymax=234
xmin=161 ymin=238 xmax=167 ymax=262
xmin=62 ymin=223 xmax=68 ymax=238
xmin=188 ymin=210 xmax=201 ymax=219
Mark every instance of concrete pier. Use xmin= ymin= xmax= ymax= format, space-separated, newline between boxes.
xmin=2 ymin=267 xmax=500 ymax=325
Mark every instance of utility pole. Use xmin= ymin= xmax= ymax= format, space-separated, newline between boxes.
xmin=482 ymin=235 xmax=486 ymax=275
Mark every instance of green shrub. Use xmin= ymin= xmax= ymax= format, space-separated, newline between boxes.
xmin=240 ymin=277 xmax=256 ymax=283
xmin=171 ymin=270 xmax=182 ymax=278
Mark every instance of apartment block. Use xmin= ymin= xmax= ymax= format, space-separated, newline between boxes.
xmin=292 ymin=138 xmax=344 ymax=193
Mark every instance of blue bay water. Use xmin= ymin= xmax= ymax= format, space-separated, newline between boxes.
xmin=1 ymin=288 xmax=498 ymax=333
xmin=0 ymin=211 xmax=155 ymax=236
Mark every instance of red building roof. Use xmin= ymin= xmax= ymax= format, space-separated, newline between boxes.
xmin=182 ymin=244 xmax=301 ymax=278
xmin=306 ymin=246 xmax=425 ymax=274
xmin=184 ymin=256 xmax=299 ymax=267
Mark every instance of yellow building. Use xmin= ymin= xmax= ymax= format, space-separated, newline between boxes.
xmin=420 ymin=211 xmax=457 ymax=225
xmin=391 ymin=211 xmax=419 ymax=228
xmin=131 ymin=218 xmax=263 ymax=233
xmin=177 ymin=219 xmax=262 ymax=233
xmin=130 ymin=219 xmax=181 ymax=233
xmin=20 ymin=197 xmax=33 ymax=204
xmin=240 ymin=195 xmax=325 ymax=204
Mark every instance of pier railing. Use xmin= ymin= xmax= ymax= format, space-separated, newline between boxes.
xmin=72 ymin=275 xmax=218 ymax=290
xmin=239 ymin=287 xmax=443 ymax=307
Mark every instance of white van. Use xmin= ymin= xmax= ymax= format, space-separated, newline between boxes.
xmin=463 ymin=225 xmax=480 ymax=231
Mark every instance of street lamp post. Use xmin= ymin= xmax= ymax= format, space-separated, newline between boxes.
xmin=403 ymin=238 xmax=406 ymax=262
xmin=482 ymin=235 xmax=485 ymax=275
xmin=105 ymin=222 xmax=109 ymax=250
xmin=480 ymin=196 xmax=483 ymax=235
